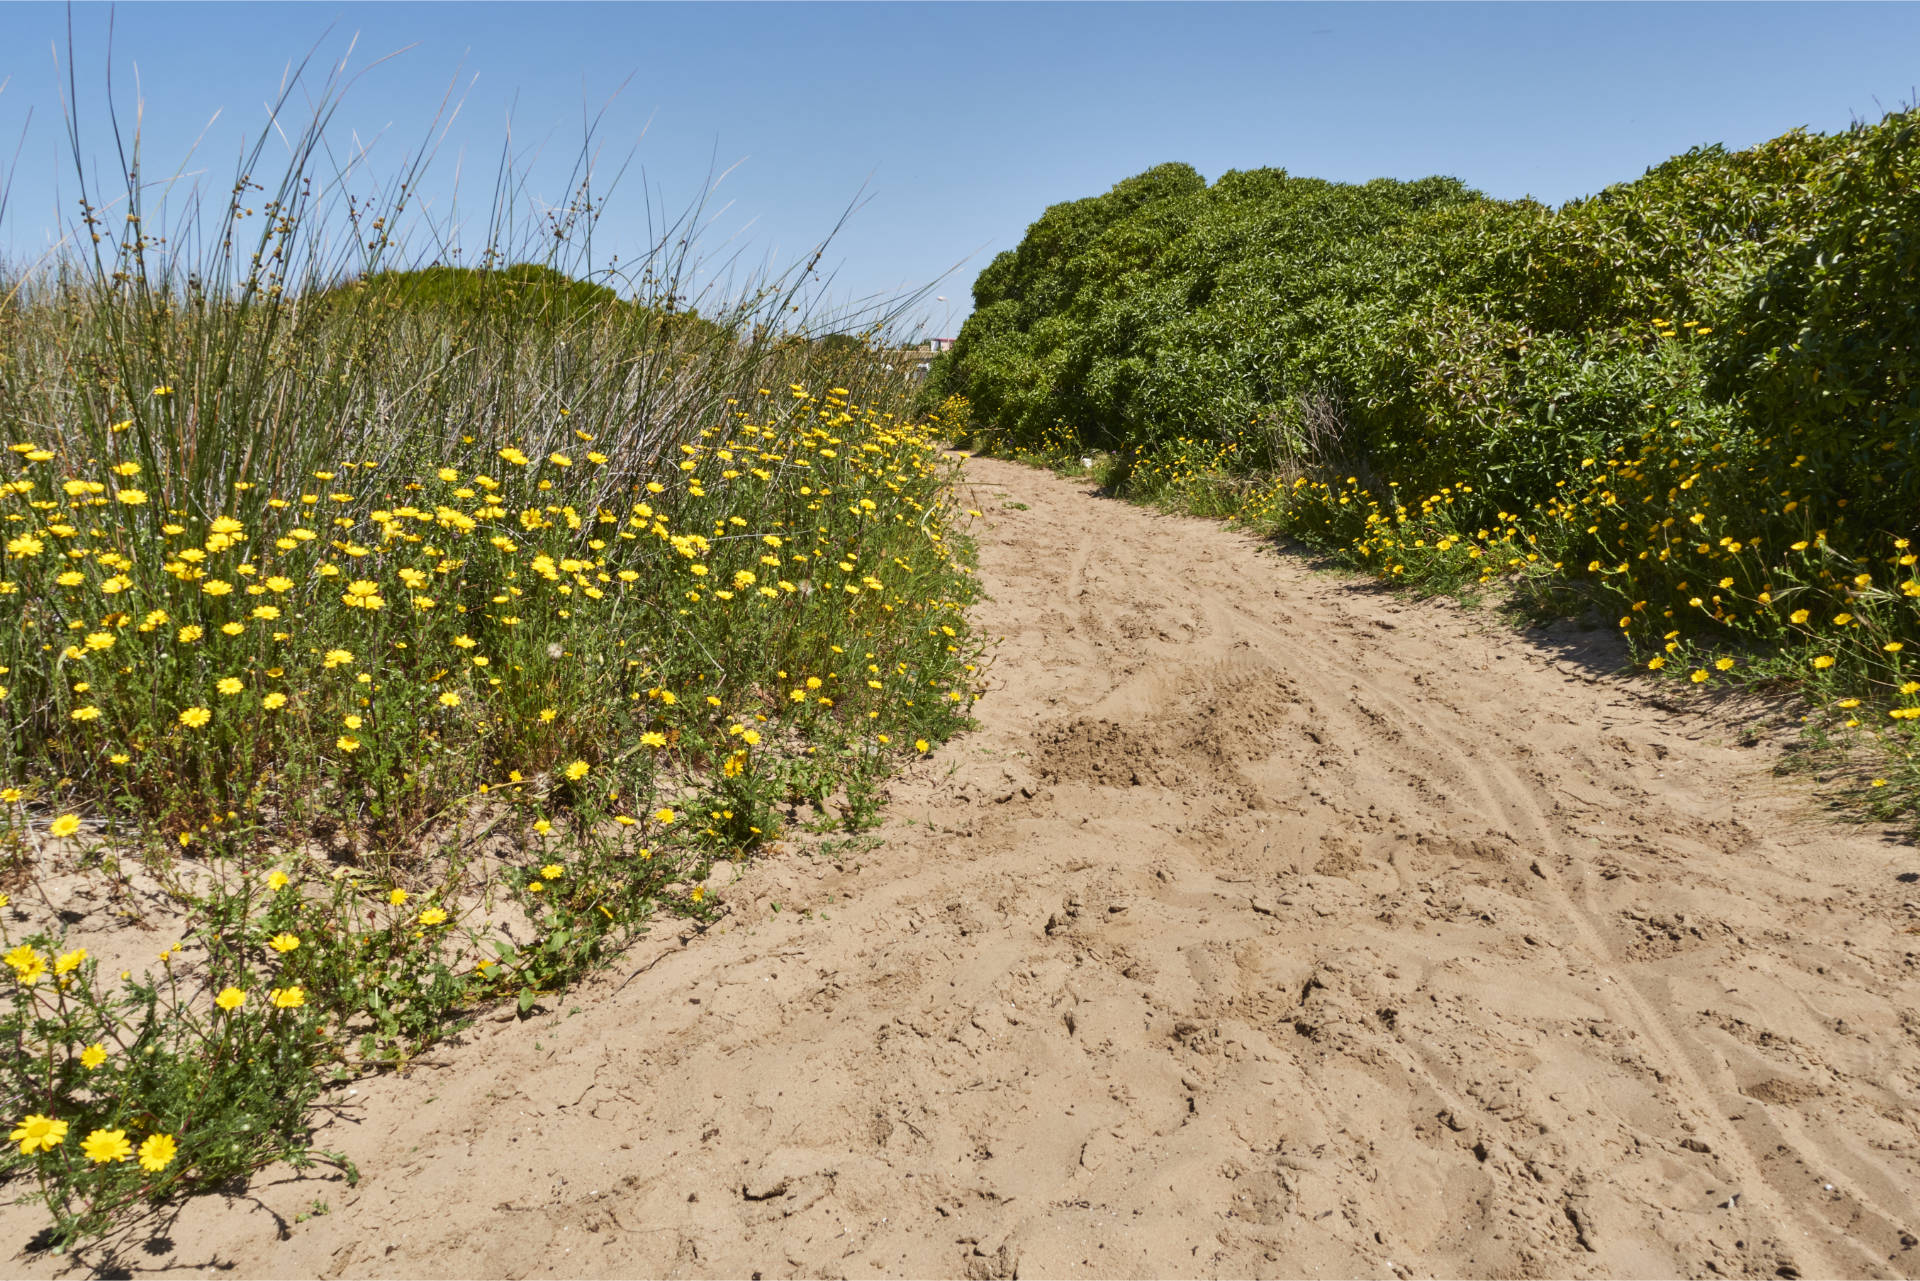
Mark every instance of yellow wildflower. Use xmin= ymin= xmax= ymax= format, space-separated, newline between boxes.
xmin=138 ymin=1133 xmax=177 ymax=1171
xmin=83 ymin=1129 xmax=134 ymax=1164
xmin=10 ymin=1114 xmax=67 ymax=1155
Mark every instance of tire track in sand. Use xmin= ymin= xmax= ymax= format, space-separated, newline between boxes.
xmin=13 ymin=455 xmax=1918 ymax=1280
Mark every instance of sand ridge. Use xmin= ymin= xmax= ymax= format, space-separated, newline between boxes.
xmin=8 ymin=454 xmax=1918 ymax=1279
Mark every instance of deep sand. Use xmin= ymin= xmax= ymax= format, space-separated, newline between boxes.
xmin=7 ymin=454 xmax=1919 ymax=1279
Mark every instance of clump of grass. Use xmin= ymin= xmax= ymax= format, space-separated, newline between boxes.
xmin=0 ymin=45 xmax=981 ymax=1250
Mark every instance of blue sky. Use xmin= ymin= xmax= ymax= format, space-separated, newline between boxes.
xmin=2 ymin=2 xmax=1916 ymax=335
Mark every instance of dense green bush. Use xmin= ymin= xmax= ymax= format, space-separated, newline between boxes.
xmin=931 ymin=164 xmax=1479 ymax=458
xmin=352 ymin=262 xmax=620 ymax=312
xmin=930 ymin=121 xmax=1903 ymax=530
xmin=335 ymin=263 xmax=735 ymax=349
xmin=1712 ymin=114 xmax=1920 ymax=541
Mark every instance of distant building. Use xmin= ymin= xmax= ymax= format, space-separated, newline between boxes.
xmin=874 ymin=339 xmax=960 ymax=383
xmin=910 ymin=337 xmax=957 ymax=381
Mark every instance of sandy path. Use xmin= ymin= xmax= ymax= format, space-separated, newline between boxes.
xmin=11 ymin=455 xmax=1920 ymax=1279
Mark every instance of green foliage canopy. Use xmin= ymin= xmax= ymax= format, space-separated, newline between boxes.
xmin=930 ymin=111 xmax=1918 ymax=541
